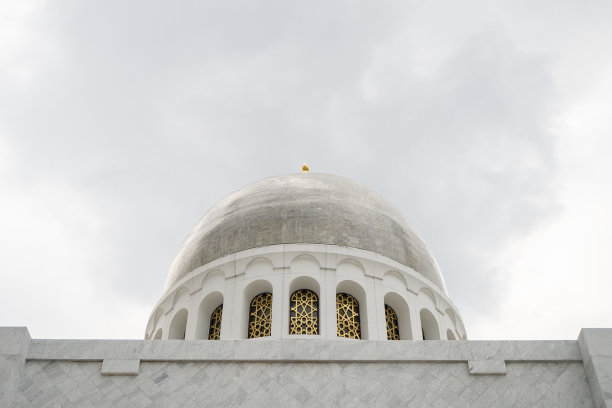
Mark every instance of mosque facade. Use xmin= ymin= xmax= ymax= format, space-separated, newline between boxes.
xmin=1 ymin=172 xmax=611 ymax=407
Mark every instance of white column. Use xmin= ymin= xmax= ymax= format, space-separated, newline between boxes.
xmin=373 ymin=279 xmax=388 ymax=340
xmin=437 ymin=311 xmax=445 ymax=340
xmin=324 ymin=268 xmax=337 ymax=340
xmin=363 ymin=276 xmax=380 ymax=340
xmin=408 ymin=292 xmax=423 ymax=340
xmin=220 ymin=276 xmax=235 ymax=339
xmin=184 ymin=294 xmax=198 ymax=339
xmin=281 ymin=269 xmax=291 ymax=338
xmin=316 ymin=271 xmax=326 ymax=339
xmin=270 ymin=275 xmax=284 ymax=338
xmin=231 ymin=277 xmax=247 ymax=339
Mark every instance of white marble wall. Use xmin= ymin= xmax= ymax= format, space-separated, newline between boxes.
xmin=0 ymin=327 xmax=30 ymax=407
xmin=579 ymin=329 xmax=612 ymax=408
xmin=3 ymin=328 xmax=612 ymax=407
xmin=15 ymin=360 xmax=592 ymax=408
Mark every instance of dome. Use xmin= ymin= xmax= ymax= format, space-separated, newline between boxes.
xmin=166 ymin=173 xmax=446 ymax=292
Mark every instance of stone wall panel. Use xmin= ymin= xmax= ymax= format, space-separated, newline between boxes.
xmin=14 ymin=360 xmax=593 ymax=407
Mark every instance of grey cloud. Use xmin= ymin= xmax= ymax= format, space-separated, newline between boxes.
xmin=0 ymin=0 xmax=571 ymax=337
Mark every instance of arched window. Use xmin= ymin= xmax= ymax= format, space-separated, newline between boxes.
xmin=385 ymin=304 xmax=400 ymax=340
xmin=208 ymin=304 xmax=223 ymax=340
xmin=168 ymin=309 xmax=188 ymax=340
xmin=248 ymin=292 xmax=272 ymax=339
xmin=420 ymin=308 xmax=440 ymax=340
xmin=336 ymin=293 xmax=360 ymax=339
xmin=289 ymin=289 xmax=319 ymax=335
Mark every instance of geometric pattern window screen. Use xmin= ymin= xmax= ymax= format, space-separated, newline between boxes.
xmin=248 ymin=292 xmax=272 ymax=339
xmin=336 ymin=293 xmax=361 ymax=339
xmin=208 ymin=304 xmax=223 ymax=340
xmin=289 ymin=289 xmax=319 ymax=335
xmin=385 ymin=304 xmax=400 ymax=340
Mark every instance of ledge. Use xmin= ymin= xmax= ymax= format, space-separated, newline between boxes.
xmin=26 ymin=339 xmax=583 ymax=363
xmin=101 ymin=359 xmax=140 ymax=376
xmin=468 ymin=360 xmax=507 ymax=375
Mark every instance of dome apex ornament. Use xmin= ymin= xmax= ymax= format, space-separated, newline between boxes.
xmin=301 ymin=163 xmax=310 ymax=173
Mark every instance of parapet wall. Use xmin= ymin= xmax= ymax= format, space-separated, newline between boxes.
xmin=1 ymin=328 xmax=611 ymax=407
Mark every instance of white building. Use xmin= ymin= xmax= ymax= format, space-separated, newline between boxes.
xmin=1 ymin=172 xmax=611 ymax=407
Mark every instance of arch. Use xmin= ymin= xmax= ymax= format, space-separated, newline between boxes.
xmin=336 ymin=280 xmax=368 ymax=339
xmin=195 ymin=291 xmax=224 ymax=340
xmin=447 ymin=329 xmax=456 ymax=340
xmin=244 ymin=279 xmax=274 ymax=301
xmin=445 ymin=308 xmax=457 ymax=326
xmin=244 ymin=257 xmax=274 ymax=277
xmin=201 ymin=270 xmax=225 ymax=292
xmin=419 ymin=287 xmax=438 ymax=310
xmin=288 ymin=276 xmax=320 ymax=296
xmin=153 ymin=308 xmax=165 ymax=326
xmin=420 ymin=308 xmax=440 ymax=340
xmin=153 ymin=328 xmax=163 ymax=340
xmin=384 ymin=292 xmax=412 ymax=340
xmin=336 ymin=258 xmax=366 ymax=278
xmin=383 ymin=271 xmax=407 ymax=290
xmin=248 ymin=292 xmax=273 ymax=339
xmin=456 ymin=318 xmax=467 ymax=339
xmin=146 ymin=307 xmax=165 ymax=334
xmin=168 ymin=309 xmax=188 ymax=340
xmin=290 ymin=253 xmax=321 ymax=270
xmin=289 ymin=289 xmax=319 ymax=335
xmin=171 ymin=287 xmax=190 ymax=309
xmin=208 ymin=305 xmax=223 ymax=340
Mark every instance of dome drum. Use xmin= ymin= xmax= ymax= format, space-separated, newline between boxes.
xmin=146 ymin=244 xmax=466 ymax=341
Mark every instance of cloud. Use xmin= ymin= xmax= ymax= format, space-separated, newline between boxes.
xmin=0 ymin=0 xmax=611 ymax=339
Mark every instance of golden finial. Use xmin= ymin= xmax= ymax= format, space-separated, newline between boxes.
xmin=301 ymin=163 xmax=310 ymax=173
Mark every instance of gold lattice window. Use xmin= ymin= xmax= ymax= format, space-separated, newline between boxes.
xmin=336 ymin=293 xmax=360 ymax=339
xmin=248 ymin=292 xmax=272 ymax=339
xmin=289 ymin=289 xmax=319 ymax=335
xmin=385 ymin=304 xmax=400 ymax=340
xmin=208 ymin=304 xmax=223 ymax=340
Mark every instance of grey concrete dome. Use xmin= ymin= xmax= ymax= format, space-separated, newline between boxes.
xmin=166 ymin=173 xmax=446 ymax=292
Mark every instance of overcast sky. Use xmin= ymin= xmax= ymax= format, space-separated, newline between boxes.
xmin=1 ymin=0 xmax=611 ymax=340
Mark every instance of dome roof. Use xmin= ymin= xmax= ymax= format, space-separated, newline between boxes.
xmin=166 ymin=173 xmax=446 ymax=292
